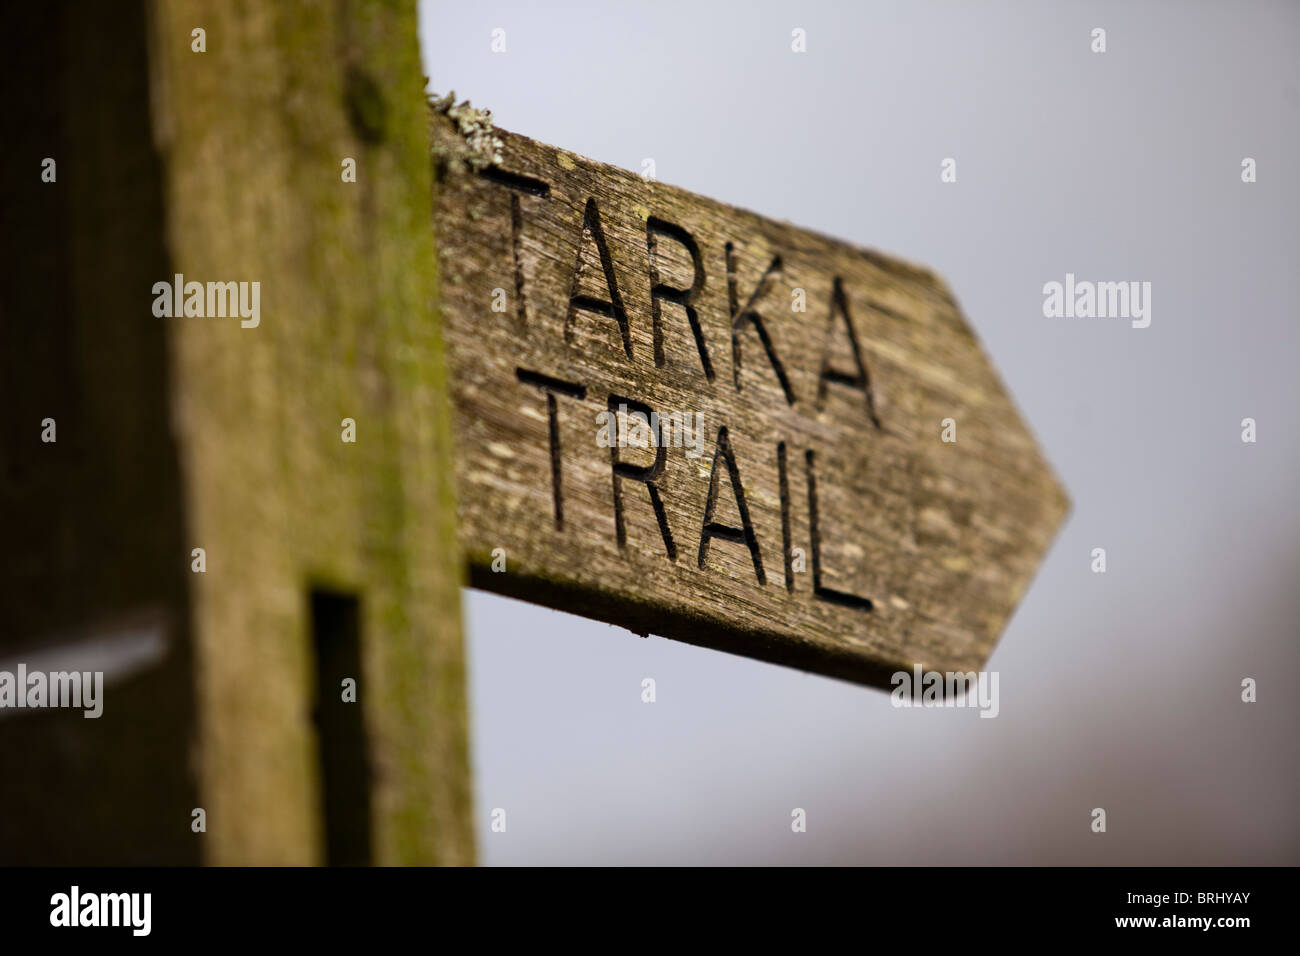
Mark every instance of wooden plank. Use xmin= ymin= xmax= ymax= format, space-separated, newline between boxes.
xmin=432 ymin=104 xmax=1068 ymax=687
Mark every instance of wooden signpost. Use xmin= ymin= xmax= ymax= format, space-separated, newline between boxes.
xmin=432 ymin=108 xmax=1067 ymax=688
xmin=0 ymin=1 xmax=1064 ymax=866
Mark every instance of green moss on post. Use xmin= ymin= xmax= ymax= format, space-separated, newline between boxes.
xmin=148 ymin=0 xmax=474 ymax=865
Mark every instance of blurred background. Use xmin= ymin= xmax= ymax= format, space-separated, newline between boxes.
xmin=421 ymin=0 xmax=1299 ymax=864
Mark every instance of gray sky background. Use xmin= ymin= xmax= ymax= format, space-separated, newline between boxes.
xmin=420 ymin=0 xmax=1300 ymax=864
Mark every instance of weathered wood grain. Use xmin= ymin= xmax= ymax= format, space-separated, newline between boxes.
xmin=432 ymin=110 xmax=1068 ymax=687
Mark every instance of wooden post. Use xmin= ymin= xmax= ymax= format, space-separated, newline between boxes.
xmin=0 ymin=1 xmax=473 ymax=865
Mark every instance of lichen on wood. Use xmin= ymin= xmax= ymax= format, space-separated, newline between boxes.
xmin=427 ymin=88 xmax=503 ymax=172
